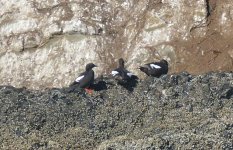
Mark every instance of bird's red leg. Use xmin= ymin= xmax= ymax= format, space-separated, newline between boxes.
xmin=85 ymin=88 xmax=93 ymax=94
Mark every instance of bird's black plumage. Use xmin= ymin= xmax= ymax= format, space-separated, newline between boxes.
xmin=111 ymin=58 xmax=137 ymax=84
xmin=74 ymin=63 xmax=97 ymax=88
xmin=139 ymin=59 xmax=168 ymax=77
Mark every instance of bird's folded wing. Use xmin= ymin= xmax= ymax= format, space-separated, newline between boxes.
xmin=111 ymin=70 xmax=119 ymax=76
xmin=75 ymin=75 xmax=84 ymax=82
xmin=150 ymin=64 xmax=161 ymax=69
xmin=127 ymin=72 xmax=133 ymax=77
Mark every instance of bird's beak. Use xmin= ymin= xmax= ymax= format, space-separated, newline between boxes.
xmin=94 ymin=65 xmax=98 ymax=67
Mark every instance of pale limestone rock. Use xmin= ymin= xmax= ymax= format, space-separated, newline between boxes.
xmin=217 ymin=1 xmax=233 ymax=36
xmin=0 ymin=0 xmax=232 ymax=89
xmin=0 ymin=35 xmax=99 ymax=89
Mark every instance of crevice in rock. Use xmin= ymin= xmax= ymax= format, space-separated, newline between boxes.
xmin=189 ymin=20 xmax=210 ymax=33
xmin=205 ymin=0 xmax=217 ymax=18
xmin=206 ymin=0 xmax=211 ymax=17
xmin=19 ymin=29 xmax=101 ymax=52
xmin=189 ymin=0 xmax=213 ymax=33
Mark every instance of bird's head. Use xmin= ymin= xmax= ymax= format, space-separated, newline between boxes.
xmin=160 ymin=59 xmax=168 ymax=66
xmin=86 ymin=63 xmax=97 ymax=71
xmin=118 ymin=58 xmax=125 ymax=68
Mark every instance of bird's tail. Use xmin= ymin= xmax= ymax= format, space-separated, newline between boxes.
xmin=139 ymin=66 xmax=147 ymax=72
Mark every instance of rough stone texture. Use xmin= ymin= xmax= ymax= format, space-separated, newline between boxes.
xmin=0 ymin=0 xmax=233 ymax=89
xmin=0 ymin=72 xmax=232 ymax=149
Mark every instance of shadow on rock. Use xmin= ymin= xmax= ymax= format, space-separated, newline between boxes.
xmin=118 ymin=76 xmax=139 ymax=92
xmin=62 ymin=82 xmax=87 ymax=97
xmin=64 ymin=77 xmax=108 ymax=94
xmin=92 ymin=81 xmax=108 ymax=91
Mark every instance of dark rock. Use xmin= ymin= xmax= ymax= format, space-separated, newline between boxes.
xmin=0 ymin=72 xmax=232 ymax=149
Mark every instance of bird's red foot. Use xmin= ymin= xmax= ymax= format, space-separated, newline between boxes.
xmin=85 ymin=88 xmax=93 ymax=94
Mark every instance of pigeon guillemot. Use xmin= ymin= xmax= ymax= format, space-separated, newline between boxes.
xmin=139 ymin=59 xmax=168 ymax=77
xmin=74 ymin=63 xmax=97 ymax=93
xmin=111 ymin=58 xmax=137 ymax=84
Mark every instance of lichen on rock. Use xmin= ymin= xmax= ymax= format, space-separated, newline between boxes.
xmin=0 ymin=72 xmax=232 ymax=149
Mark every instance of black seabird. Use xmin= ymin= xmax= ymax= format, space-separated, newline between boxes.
xmin=72 ymin=63 xmax=97 ymax=93
xmin=139 ymin=59 xmax=168 ymax=77
xmin=111 ymin=58 xmax=137 ymax=84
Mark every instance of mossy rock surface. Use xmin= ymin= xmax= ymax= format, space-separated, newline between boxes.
xmin=0 ymin=72 xmax=232 ymax=149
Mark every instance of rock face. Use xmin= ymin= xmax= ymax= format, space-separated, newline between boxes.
xmin=0 ymin=72 xmax=232 ymax=149
xmin=0 ymin=0 xmax=233 ymax=89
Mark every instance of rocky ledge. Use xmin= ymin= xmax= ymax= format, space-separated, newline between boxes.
xmin=0 ymin=72 xmax=232 ymax=149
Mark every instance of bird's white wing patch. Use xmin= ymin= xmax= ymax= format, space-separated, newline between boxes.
xmin=127 ymin=72 xmax=133 ymax=77
xmin=111 ymin=71 xmax=119 ymax=76
xmin=75 ymin=75 xmax=84 ymax=82
xmin=150 ymin=64 xmax=161 ymax=69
